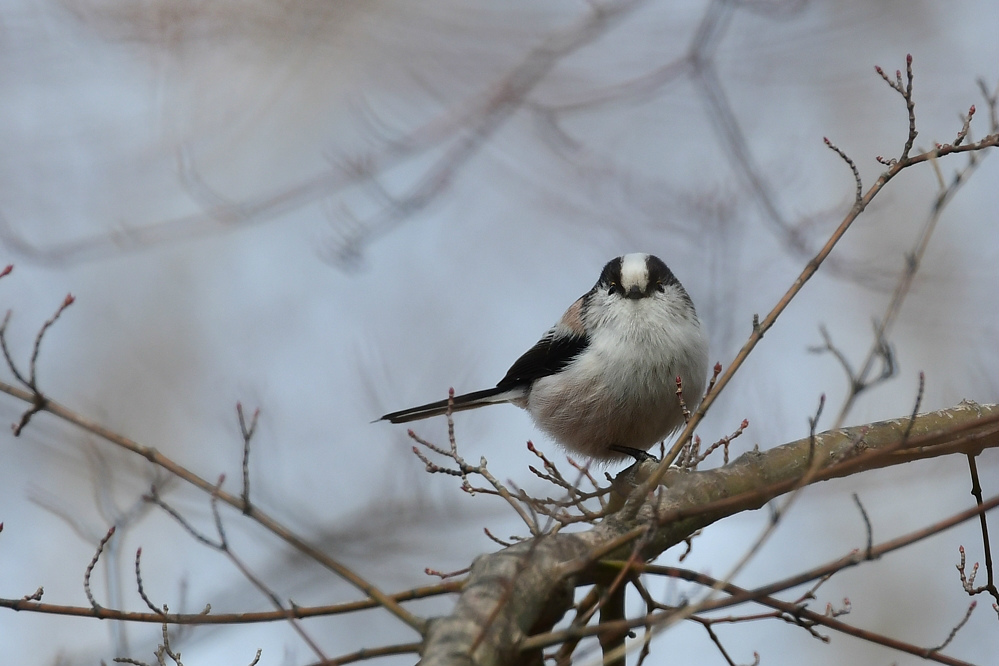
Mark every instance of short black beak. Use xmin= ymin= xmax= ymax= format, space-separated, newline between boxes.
xmin=625 ymin=285 xmax=644 ymax=299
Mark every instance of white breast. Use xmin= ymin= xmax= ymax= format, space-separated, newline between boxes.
xmin=525 ymin=289 xmax=709 ymax=460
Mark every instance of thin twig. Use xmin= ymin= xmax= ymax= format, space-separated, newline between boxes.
xmin=901 ymin=371 xmax=926 ymax=443
xmin=0 ymin=294 xmax=75 ymax=434
xmin=312 ymin=641 xmax=422 ymax=666
xmin=962 ymin=454 xmax=999 ymax=609
xmin=0 ymin=581 xmax=461 ymax=624
xmin=626 ymin=62 xmax=999 ymax=512
xmin=135 ymin=548 xmax=166 ymax=616
xmin=823 ymin=137 xmax=862 ymax=203
xmin=833 ymin=81 xmax=998 ymax=428
xmin=408 ymin=398 xmax=541 ymax=535
xmin=0 ymin=380 xmax=427 ymax=634
xmin=28 ymin=294 xmax=75 ymax=387
xmin=852 ymin=494 xmax=873 ymax=557
xmin=84 ymin=526 xmax=116 ymax=610
xmin=236 ymin=402 xmax=259 ymax=514
xmin=924 ymin=602 xmax=976 ymax=654
xmin=530 ymin=500 xmax=999 ymax=666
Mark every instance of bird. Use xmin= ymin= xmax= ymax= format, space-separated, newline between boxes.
xmin=379 ymin=253 xmax=709 ymax=461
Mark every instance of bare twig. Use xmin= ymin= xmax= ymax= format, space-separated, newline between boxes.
xmin=408 ymin=390 xmax=541 ymax=535
xmin=832 ymin=80 xmax=998 ymax=428
xmin=0 ymin=293 xmax=75 ymax=434
xmin=960 ymin=454 xmax=999 ymax=611
xmin=852 ymin=494 xmax=873 ymax=557
xmin=312 ymin=641 xmax=422 ymax=666
xmin=823 ymin=137 xmax=862 ymax=204
xmin=901 ymin=371 xmax=926 ymax=443
xmin=84 ymin=526 xmax=116 ymax=610
xmin=924 ymin=602 xmax=976 ymax=655
xmin=150 ymin=475 xmax=329 ymax=659
xmin=697 ymin=619 xmax=756 ymax=666
xmin=875 ymin=55 xmax=918 ymax=160
xmin=0 ymin=379 xmax=426 ymax=634
xmin=531 ymin=491 xmax=999 ymax=666
xmin=425 ymin=566 xmax=470 ymax=581
xmin=134 ymin=548 xmax=166 ymax=616
xmin=482 ymin=528 xmax=515 ymax=548
xmin=683 ymin=419 xmax=748 ymax=469
xmin=236 ymin=402 xmax=259 ymax=513
xmin=0 ymin=581 xmax=461 ymax=624
xmin=596 ymin=563 xmax=965 ymax=666
xmin=628 ymin=67 xmax=999 ymax=513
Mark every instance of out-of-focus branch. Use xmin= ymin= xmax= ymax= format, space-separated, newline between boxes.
xmin=635 ymin=76 xmax=999 ymax=504
xmin=0 ymin=378 xmax=427 ymax=636
xmin=828 ymin=97 xmax=996 ymax=428
xmin=0 ymin=1 xmax=646 ymax=266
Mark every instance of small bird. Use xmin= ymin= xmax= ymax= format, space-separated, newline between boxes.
xmin=380 ymin=253 xmax=709 ymax=461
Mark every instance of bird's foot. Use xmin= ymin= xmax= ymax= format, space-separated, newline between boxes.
xmin=609 ymin=445 xmax=659 ymax=463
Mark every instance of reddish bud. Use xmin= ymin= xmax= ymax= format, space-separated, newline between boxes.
xmin=107 ymin=526 xmax=117 ymax=536
xmin=823 ymin=136 xmax=830 ymax=144
xmin=969 ymin=104 xmax=976 ymax=115
xmin=526 ymin=441 xmax=536 ymax=452
xmin=0 ymin=522 xmax=4 ymax=533
xmin=448 ymin=387 xmax=455 ymax=397
xmin=742 ymin=419 xmax=749 ymax=428
xmin=714 ymin=362 xmax=722 ymax=373
xmin=906 ymin=53 xmax=912 ymax=64
xmin=407 ymin=429 xmax=415 ymax=437
xmin=137 ymin=547 xmax=142 ymax=556
xmin=63 ymin=294 xmax=75 ymax=307
xmin=874 ymin=65 xmax=883 ymax=75
xmin=0 ymin=265 xmax=12 ymax=277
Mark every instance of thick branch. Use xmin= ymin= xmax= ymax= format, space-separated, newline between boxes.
xmin=419 ymin=402 xmax=999 ymax=666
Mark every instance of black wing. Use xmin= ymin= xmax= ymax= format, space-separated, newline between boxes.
xmin=495 ymin=330 xmax=588 ymax=391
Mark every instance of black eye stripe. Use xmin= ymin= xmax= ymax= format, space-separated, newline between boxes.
xmin=645 ymin=255 xmax=679 ymax=289
xmin=598 ymin=257 xmax=625 ymax=287
xmin=595 ymin=254 xmax=680 ymax=297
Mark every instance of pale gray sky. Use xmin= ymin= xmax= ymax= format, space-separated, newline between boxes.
xmin=1 ymin=1 xmax=997 ymax=664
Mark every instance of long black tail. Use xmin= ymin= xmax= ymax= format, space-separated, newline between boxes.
xmin=379 ymin=387 xmax=514 ymax=424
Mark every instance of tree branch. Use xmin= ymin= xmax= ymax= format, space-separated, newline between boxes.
xmin=418 ymin=402 xmax=999 ymax=666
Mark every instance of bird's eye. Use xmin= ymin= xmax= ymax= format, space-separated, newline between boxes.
xmin=608 ymin=283 xmax=620 ymax=296
xmin=656 ymin=282 xmax=665 ymax=293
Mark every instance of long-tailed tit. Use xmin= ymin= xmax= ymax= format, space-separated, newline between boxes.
xmin=380 ymin=253 xmax=709 ymax=461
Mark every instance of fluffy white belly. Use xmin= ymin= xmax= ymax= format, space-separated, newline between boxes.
xmin=524 ymin=329 xmax=707 ymax=459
